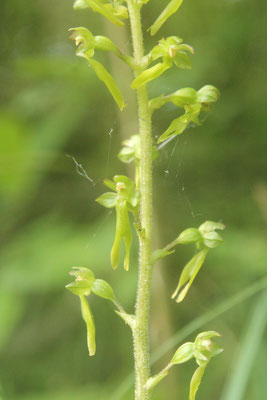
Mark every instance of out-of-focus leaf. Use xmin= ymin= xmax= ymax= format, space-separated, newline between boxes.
xmin=0 ymin=113 xmax=27 ymax=197
xmin=0 ymin=293 xmax=25 ymax=351
xmin=0 ymin=216 xmax=115 ymax=293
xmin=0 ymin=76 xmax=93 ymax=223
xmin=15 ymin=385 xmax=117 ymax=400
xmin=220 ymin=291 xmax=267 ymax=400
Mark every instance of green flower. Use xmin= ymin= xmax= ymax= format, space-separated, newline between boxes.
xmin=96 ymin=175 xmax=140 ymax=270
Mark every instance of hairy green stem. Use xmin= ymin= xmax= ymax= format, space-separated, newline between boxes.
xmin=127 ymin=1 xmax=153 ymax=399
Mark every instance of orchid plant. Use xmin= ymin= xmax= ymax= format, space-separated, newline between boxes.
xmin=66 ymin=1 xmax=224 ymax=399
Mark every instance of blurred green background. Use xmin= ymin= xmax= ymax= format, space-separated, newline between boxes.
xmin=0 ymin=0 xmax=267 ymax=399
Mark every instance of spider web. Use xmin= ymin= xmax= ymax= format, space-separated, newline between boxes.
xmin=159 ymin=132 xmax=204 ymax=219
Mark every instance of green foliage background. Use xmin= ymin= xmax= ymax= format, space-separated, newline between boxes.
xmin=0 ymin=0 xmax=266 ymax=399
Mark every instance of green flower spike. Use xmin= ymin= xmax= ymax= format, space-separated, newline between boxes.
xmin=96 ymin=175 xmax=140 ymax=270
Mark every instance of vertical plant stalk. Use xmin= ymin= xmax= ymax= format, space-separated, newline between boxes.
xmin=127 ymin=1 xmax=153 ymax=399
xmin=105 ymin=19 xmax=175 ymax=395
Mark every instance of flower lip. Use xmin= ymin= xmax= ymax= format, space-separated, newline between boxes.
xmin=116 ymin=182 xmax=127 ymax=192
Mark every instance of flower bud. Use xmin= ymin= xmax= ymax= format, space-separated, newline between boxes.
xmin=171 ymin=342 xmax=195 ymax=365
xmin=91 ymin=279 xmax=117 ymax=303
xmin=94 ymin=35 xmax=118 ymax=53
